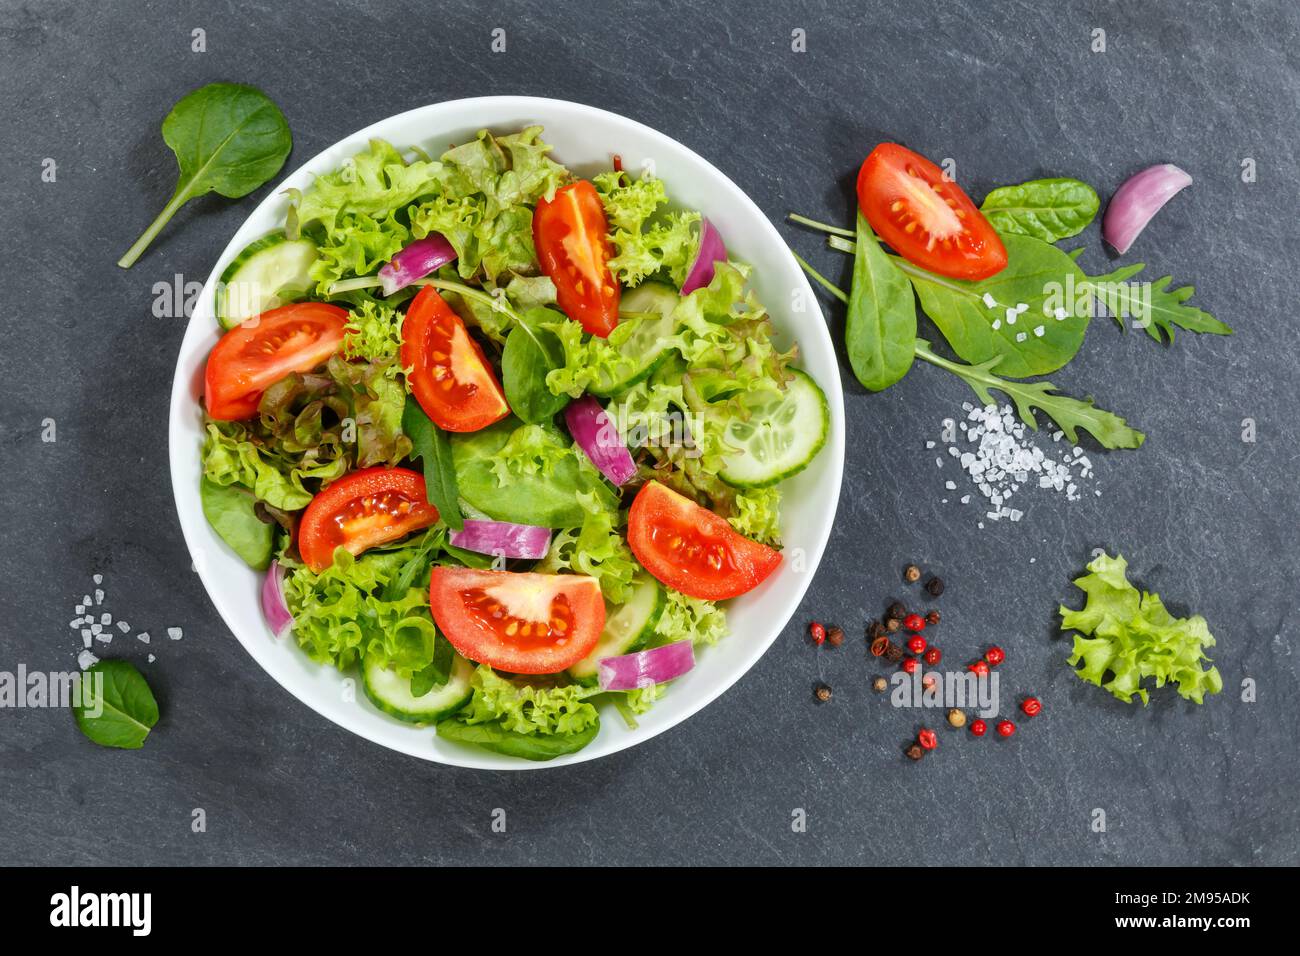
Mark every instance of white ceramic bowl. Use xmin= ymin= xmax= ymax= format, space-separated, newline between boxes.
xmin=169 ymin=96 xmax=845 ymax=769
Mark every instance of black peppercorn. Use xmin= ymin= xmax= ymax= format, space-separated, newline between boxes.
xmin=926 ymin=609 xmax=941 ymax=626
xmin=925 ymin=577 xmax=944 ymax=597
xmin=887 ymin=601 xmax=907 ymax=620
xmin=883 ymin=641 xmax=905 ymax=663
xmin=866 ymin=619 xmax=886 ymax=640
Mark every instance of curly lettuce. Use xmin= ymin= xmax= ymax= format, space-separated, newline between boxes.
xmin=457 ymin=666 xmax=600 ymax=736
xmin=342 ymin=298 xmax=404 ymax=365
xmin=594 ymin=170 xmax=699 ymax=287
xmin=1060 ymin=552 xmax=1223 ymax=705
xmin=535 ymin=492 xmax=638 ymax=603
xmin=290 ymin=138 xmax=445 ymax=234
xmin=655 ymin=589 xmax=728 ymax=647
xmin=283 ymin=544 xmax=439 ymax=677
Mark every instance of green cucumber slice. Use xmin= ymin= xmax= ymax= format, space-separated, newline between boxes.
xmin=216 ymin=233 xmax=319 ymax=329
xmin=588 ymin=282 xmax=680 ymax=397
xmin=718 ymin=368 xmax=830 ymax=488
xmin=569 ymin=575 xmax=666 ymax=685
xmin=362 ymin=653 xmax=474 ymax=725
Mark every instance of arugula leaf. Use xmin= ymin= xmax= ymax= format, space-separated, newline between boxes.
xmin=436 ymin=717 xmax=599 ymax=761
xmin=1081 ymin=263 xmax=1232 ymax=343
xmin=980 ymin=178 xmax=1099 ymax=242
xmin=1060 ymin=551 xmax=1223 ymax=705
xmin=72 ymin=661 xmax=160 ymax=750
xmin=913 ymin=339 xmax=1144 ymax=449
xmin=501 ymin=308 xmax=569 ymax=423
xmin=845 ymin=215 xmax=916 ymax=390
xmin=402 ymin=397 xmax=463 ymax=531
xmin=199 ymin=476 xmax=274 ymax=570
xmin=119 ymin=83 xmax=291 ymax=268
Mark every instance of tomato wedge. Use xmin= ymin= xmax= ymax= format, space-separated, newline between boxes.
xmin=627 ymin=482 xmax=782 ymax=601
xmin=857 ymin=143 xmax=1007 ymax=281
xmin=429 ymin=568 xmax=605 ymax=674
xmin=533 ymin=180 xmax=621 ymax=337
xmin=298 ymin=467 xmax=439 ymax=572
xmin=400 ymin=286 xmax=510 ymax=433
xmin=204 ymin=302 xmax=348 ymax=421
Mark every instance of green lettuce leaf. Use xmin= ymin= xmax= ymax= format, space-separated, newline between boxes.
xmin=1059 ymin=551 xmax=1223 ymax=705
xmin=728 ymin=486 xmax=783 ymax=545
xmin=534 ymin=492 xmax=638 ymax=603
xmin=291 ymin=138 xmax=445 ymax=233
xmin=654 ymin=589 xmax=728 ymax=647
xmin=594 ymin=170 xmax=699 ymax=287
xmin=342 ymin=298 xmax=404 ymax=364
xmin=458 ymin=665 xmax=601 ymax=736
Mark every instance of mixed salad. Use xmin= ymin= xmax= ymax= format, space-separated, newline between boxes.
xmin=197 ymin=127 xmax=829 ymax=760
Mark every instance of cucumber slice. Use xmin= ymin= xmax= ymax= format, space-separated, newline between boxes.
xmin=216 ymin=234 xmax=319 ymax=329
xmin=588 ymin=282 xmax=680 ymax=397
xmin=569 ymin=575 xmax=666 ymax=685
xmin=718 ymin=368 xmax=830 ymax=488
xmin=362 ymin=653 xmax=474 ymax=725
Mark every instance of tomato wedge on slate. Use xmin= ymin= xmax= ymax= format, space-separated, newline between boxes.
xmin=204 ymin=302 xmax=348 ymax=421
xmin=400 ymin=286 xmax=510 ymax=433
xmin=428 ymin=568 xmax=605 ymax=674
xmin=627 ymin=481 xmax=782 ymax=601
xmin=857 ymin=143 xmax=1007 ymax=280
xmin=298 ymin=467 xmax=440 ymax=571
xmin=533 ymin=180 xmax=621 ymax=337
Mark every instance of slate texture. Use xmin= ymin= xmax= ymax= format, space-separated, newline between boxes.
xmin=1 ymin=0 xmax=1297 ymax=866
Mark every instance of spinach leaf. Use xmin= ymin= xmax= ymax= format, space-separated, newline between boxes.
xmin=72 ymin=661 xmax=160 ymax=750
xmin=913 ymin=339 xmax=1144 ymax=449
xmin=410 ymin=636 xmax=454 ymax=696
xmin=894 ymin=233 xmax=1090 ymax=377
xmin=979 ymin=178 xmax=1100 ymax=243
xmin=402 ymin=397 xmax=464 ymax=530
xmin=199 ymin=476 xmax=274 ymax=570
xmin=451 ymin=418 xmax=619 ymax=528
xmin=501 ymin=307 xmax=569 ymax=423
xmin=845 ymin=215 xmax=916 ymax=390
xmin=436 ymin=715 xmax=599 ymax=761
xmin=1081 ymin=263 xmax=1232 ymax=343
xmin=119 ymin=83 xmax=292 ymax=268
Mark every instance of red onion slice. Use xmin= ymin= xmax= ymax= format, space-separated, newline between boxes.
xmin=598 ymin=639 xmax=696 ymax=691
xmin=680 ymin=217 xmax=727 ymax=295
xmin=448 ymin=519 xmax=552 ymax=560
xmin=378 ymin=234 xmax=457 ymax=296
xmin=565 ymin=395 xmax=637 ymax=486
xmin=261 ymin=559 xmax=294 ymax=639
xmin=1102 ymin=164 xmax=1192 ymax=255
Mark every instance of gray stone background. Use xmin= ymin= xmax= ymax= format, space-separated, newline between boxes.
xmin=1 ymin=0 xmax=1297 ymax=866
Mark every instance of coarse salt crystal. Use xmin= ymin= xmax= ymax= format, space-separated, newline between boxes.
xmin=1053 ymin=308 xmax=1069 ymax=320
xmin=1015 ymin=332 xmax=1027 ymax=342
xmin=945 ymin=480 xmax=956 ymax=490
xmin=925 ymin=440 xmax=935 ymax=449
xmin=148 ymin=654 xmax=156 ymax=663
xmin=1005 ymin=308 xmax=1019 ymax=324
xmin=1033 ymin=325 xmax=1046 ymax=337
xmin=77 ymin=650 xmax=99 ymax=670
xmin=93 ymin=574 xmax=103 ymax=585
xmin=94 ymin=589 xmax=104 ymax=605
xmin=167 ymin=627 xmax=183 ymax=641
xmin=137 ymin=632 xmax=151 ymax=644
xmin=982 ymin=293 xmax=997 ymax=308
xmin=1015 ymin=303 xmax=1029 ymax=314
xmin=117 ymin=621 xmax=130 ymax=633
xmin=100 ymin=612 xmax=111 ymax=625
xmin=992 ymin=319 xmax=1002 ymax=330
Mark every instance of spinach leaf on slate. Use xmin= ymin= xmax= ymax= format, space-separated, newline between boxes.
xmin=501 ymin=307 xmax=569 ymax=423
xmin=436 ymin=715 xmax=599 ymax=761
xmin=72 ymin=660 xmax=160 ymax=750
xmin=119 ymin=83 xmax=292 ymax=268
xmin=402 ymin=397 xmax=464 ymax=530
xmin=199 ymin=476 xmax=274 ymax=570
xmin=979 ymin=178 xmax=1100 ymax=243
xmin=894 ymin=233 xmax=1090 ymax=377
xmin=845 ymin=215 xmax=916 ymax=390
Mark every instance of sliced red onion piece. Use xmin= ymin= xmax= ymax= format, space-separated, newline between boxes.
xmin=449 ymin=519 xmax=552 ymax=560
xmin=378 ymin=234 xmax=457 ymax=296
xmin=680 ymin=217 xmax=727 ymax=295
xmin=1102 ymin=164 xmax=1193 ymax=255
xmin=565 ymin=395 xmax=637 ymax=486
xmin=598 ymin=640 xmax=696 ymax=691
xmin=261 ymin=559 xmax=294 ymax=639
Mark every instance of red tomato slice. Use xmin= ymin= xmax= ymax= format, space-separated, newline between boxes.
xmin=400 ymin=286 xmax=510 ymax=433
xmin=627 ymin=482 xmax=782 ymax=601
xmin=298 ymin=467 xmax=439 ymax=572
xmin=204 ymin=302 xmax=348 ymax=421
xmin=533 ymin=180 xmax=621 ymax=337
xmin=857 ymin=143 xmax=1007 ymax=281
xmin=429 ymin=568 xmax=605 ymax=674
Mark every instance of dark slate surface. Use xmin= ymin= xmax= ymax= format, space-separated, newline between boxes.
xmin=2 ymin=0 xmax=1297 ymax=866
